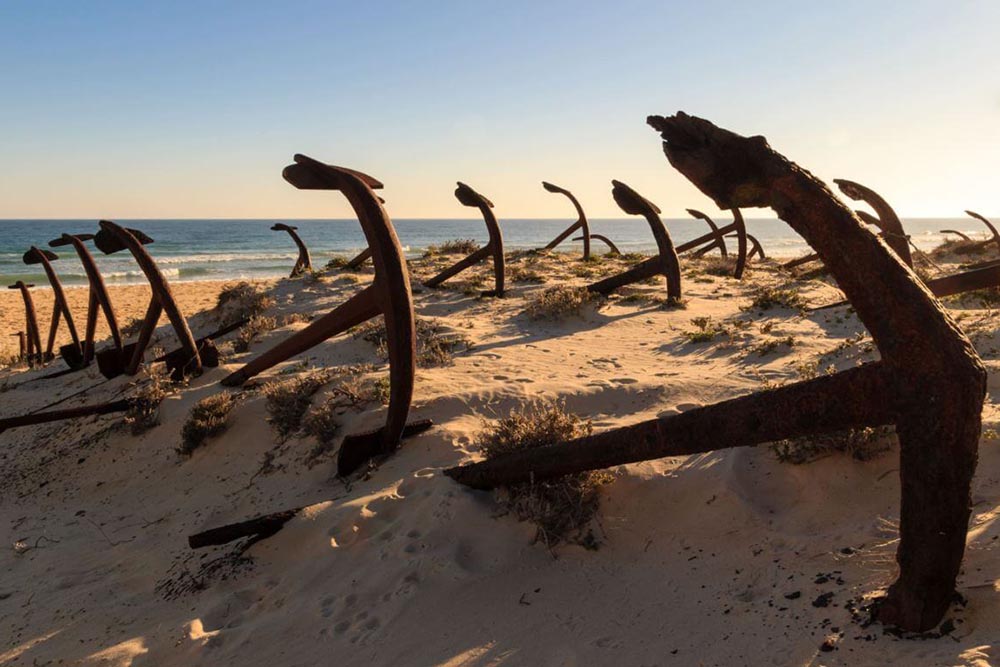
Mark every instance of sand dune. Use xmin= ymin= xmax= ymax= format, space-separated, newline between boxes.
xmin=2 ymin=250 xmax=999 ymax=666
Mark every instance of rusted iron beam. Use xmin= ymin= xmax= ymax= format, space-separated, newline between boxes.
xmin=23 ymin=247 xmax=82 ymax=363
xmin=8 ymin=281 xmax=43 ymax=365
xmin=424 ymin=183 xmax=505 ymax=297
xmin=345 ymin=247 xmax=372 ymax=269
xmin=540 ymin=181 xmax=592 ymax=259
xmin=50 ymin=233 xmax=123 ymax=368
xmin=586 ymin=181 xmax=682 ymax=301
xmin=964 ymin=211 xmax=1000 ymax=255
xmin=834 ymin=179 xmax=913 ymax=267
xmin=92 ymin=221 xmax=201 ymax=378
xmin=448 ymin=112 xmax=985 ymax=633
xmin=271 ymin=223 xmax=312 ymax=277
xmin=221 ymin=155 xmax=429 ymax=476
xmin=686 ymin=208 xmax=728 ymax=259
xmin=572 ymin=233 xmax=621 ymax=255
xmin=0 ymin=398 xmax=132 ymax=434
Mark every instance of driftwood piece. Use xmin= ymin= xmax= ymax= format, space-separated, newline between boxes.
xmin=221 ymin=155 xmax=429 ymax=476
xmin=92 ymin=221 xmax=201 ymax=378
xmin=50 ymin=233 xmax=123 ymax=368
xmin=586 ymin=180 xmax=682 ymax=300
xmin=446 ymin=112 xmax=986 ymax=633
xmin=8 ymin=281 xmax=43 ymax=365
xmin=424 ymin=183 xmax=505 ymax=297
xmin=271 ymin=223 xmax=312 ymax=277
xmin=540 ymin=181 xmax=592 ymax=259
xmin=23 ymin=247 xmax=81 ymax=362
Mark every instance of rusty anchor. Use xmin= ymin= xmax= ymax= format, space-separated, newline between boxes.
xmin=328 ymin=195 xmax=386 ymax=271
xmin=271 ymin=223 xmax=313 ymax=277
xmin=8 ymin=281 xmax=44 ymax=366
xmin=958 ymin=211 xmax=1000 ymax=256
xmin=586 ymin=180 xmax=682 ymax=300
xmin=446 ymin=112 xmax=986 ymax=633
xmin=686 ymin=209 xmax=729 ymax=259
xmin=539 ymin=181 xmax=595 ymax=259
xmin=572 ymin=233 xmax=621 ymax=255
xmin=48 ymin=233 xmax=123 ymax=369
xmin=11 ymin=332 xmax=26 ymax=362
xmin=91 ymin=221 xmax=201 ymax=379
xmin=221 ymin=155 xmax=431 ymax=475
xmin=423 ymin=183 xmax=505 ymax=297
xmin=22 ymin=247 xmax=83 ymax=365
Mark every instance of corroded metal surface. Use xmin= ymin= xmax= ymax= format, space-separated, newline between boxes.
xmin=540 ymin=181 xmax=592 ymax=259
xmin=221 ymin=155 xmax=428 ymax=475
xmin=424 ymin=183 xmax=505 ymax=297
xmin=271 ymin=223 xmax=313 ymax=277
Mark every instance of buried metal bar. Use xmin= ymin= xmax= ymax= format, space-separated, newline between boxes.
xmin=0 ymin=398 xmax=132 ymax=434
xmin=586 ymin=181 xmax=682 ymax=301
xmin=23 ymin=247 xmax=82 ymax=363
xmin=424 ymin=183 xmax=505 ymax=297
xmin=8 ymin=281 xmax=43 ymax=365
xmin=271 ymin=223 xmax=312 ymax=277
xmin=448 ymin=112 xmax=985 ymax=633
xmin=92 ymin=221 xmax=201 ymax=378
xmin=572 ymin=233 xmax=621 ymax=255
xmin=221 ymin=155 xmax=429 ymax=476
xmin=50 ymin=233 xmax=123 ymax=368
xmin=687 ymin=208 xmax=728 ymax=258
xmin=155 ymin=317 xmax=250 ymax=380
xmin=540 ymin=181 xmax=591 ymax=259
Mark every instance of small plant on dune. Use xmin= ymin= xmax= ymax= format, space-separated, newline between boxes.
xmin=743 ymin=285 xmax=807 ymax=313
xmin=423 ymin=238 xmax=479 ymax=257
xmin=263 ymin=371 xmax=331 ymax=442
xmin=683 ymin=316 xmax=727 ymax=343
xmin=120 ymin=317 xmax=145 ymax=339
xmin=301 ymin=368 xmax=385 ymax=464
xmin=771 ymin=425 xmax=896 ymax=464
xmin=216 ymin=281 xmax=274 ymax=322
xmin=525 ymin=285 xmax=604 ymax=320
xmin=750 ymin=335 xmax=796 ymax=357
xmin=372 ymin=376 xmax=391 ymax=405
xmin=178 ymin=392 xmax=236 ymax=456
xmin=700 ymin=256 xmax=741 ymax=277
xmin=478 ymin=404 xmax=610 ymax=549
xmin=353 ymin=317 xmax=472 ymax=367
xmin=301 ymin=398 xmax=343 ymax=464
xmin=508 ymin=266 xmax=547 ymax=284
xmin=930 ymin=238 xmax=988 ymax=258
xmin=123 ymin=365 xmax=172 ymax=435
xmin=232 ymin=314 xmax=278 ymax=353
xmin=619 ymin=252 xmax=646 ymax=261
xmin=325 ymin=255 xmax=351 ymax=270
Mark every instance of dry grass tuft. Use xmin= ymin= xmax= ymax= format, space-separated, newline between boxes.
xmin=216 ymin=281 xmax=274 ymax=322
xmin=743 ymin=285 xmax=807 ymax=312
xmin=423 ymin=239 xmax=479 ymax=257
xmin=263 ymin=372 xmax=331 ymax=442
xmin=123 ymin=365 xmax=172 ymax=434
xmin=477 ymin=404 xmax=610 ymax=549
xmin=771 ymin=426 xmax=896 ymax=464
xmin=353 ymin=317 xmax=472 ymax=367
xmin=232 ymin=315 xmax=278 ymax=353
xmin=525 ymin=286 xmax=604 ymax=320
xmin=178 ymin=392 xmax=236 ymax=456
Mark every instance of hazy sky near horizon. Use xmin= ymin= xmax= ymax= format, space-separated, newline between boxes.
xmin=1 ymin=1 xmax=997 ymax=220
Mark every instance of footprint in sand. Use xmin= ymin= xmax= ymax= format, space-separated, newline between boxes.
xmin=493 ymin=374 xmax=510 ymax=381
xmin=610 ymin=377 xmax=638 ymax=384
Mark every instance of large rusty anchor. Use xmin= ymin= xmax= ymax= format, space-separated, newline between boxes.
xmin=221 ymin=155 xmax=430 ymax=475
xmin=586 ymin=180 xmax=682 ymax=301
xmin=7 ymin=281 xmax=43 ymax=366
xmin=686 ymin=209 xmax=728 ymax=258
xmin=423 ymin=183 xmax=505 ymax=297
xmin=92 ymin=221 xmax=201 ymax=379
xmin=49 ymin=233 xmax=123 ymax=369
xmin=447 ymin=112 xmax=986 ymax=633
xmin=539 ymin=181 xmax=595 ymax=259
xmin=22 ymin=247 xmax=82 ymax=364
xmin=271 ymin=223 xmax=312 ymax=277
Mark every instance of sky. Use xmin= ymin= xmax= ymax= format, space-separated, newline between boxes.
xmin=0 ymin=1 xmax=997 ymax=220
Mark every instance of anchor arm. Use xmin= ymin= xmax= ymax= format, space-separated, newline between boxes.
xmin=541 ymin=181 xmax=590 ymax=259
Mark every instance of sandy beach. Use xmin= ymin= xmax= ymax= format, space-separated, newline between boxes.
xmin=1 ymin=246 xmax=998 ymax=666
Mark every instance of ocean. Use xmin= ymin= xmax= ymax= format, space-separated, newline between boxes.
xmin=0 ymin=217 xmax=985 ymax=287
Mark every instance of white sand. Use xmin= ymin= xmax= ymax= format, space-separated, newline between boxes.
xmin=1 ymin=252 xmax=999 ymax=666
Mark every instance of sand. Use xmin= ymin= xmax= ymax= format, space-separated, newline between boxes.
xmin=1 ymin=249 xmax=999 ymax=666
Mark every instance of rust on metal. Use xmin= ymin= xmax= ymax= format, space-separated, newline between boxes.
xmin=572 ymin=233 xmax=621 ymax=255
xmin=8 ymin=281 xmax=43 ymax=366
xmin=11 ymin=332 xmax=26 ymax=361
xmin=221 ymin=155 xmax=431 ymax=476
xmin=50 ymin=233 xmax=123 ymax=368
xmin=23 ymin=246 xmax=82 ymax=364
xmin=447 ymin=112 xmax=986 ymax=633
xmin=540 ymin=181 xmax=592 ymax=259
xmin=687 ymin=208 xmax=728 ymax=258
xmin=424 ymin=183 xmax=505 ymax=297
xmin=586 ymin=180 xmax=682 ymax=301
xmin=834 ymin=179 xmax=913 ymax=267
xmin=345 ymin=247 xmax=373 ymax=269
xmin=92 ymin=221 xmax=201 ymax=378
xmin=271 ymin=223 xmax=313 ymax=277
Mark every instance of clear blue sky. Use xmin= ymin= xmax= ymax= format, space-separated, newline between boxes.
xmin=1 ymin=1 xmax=997 ymax=219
